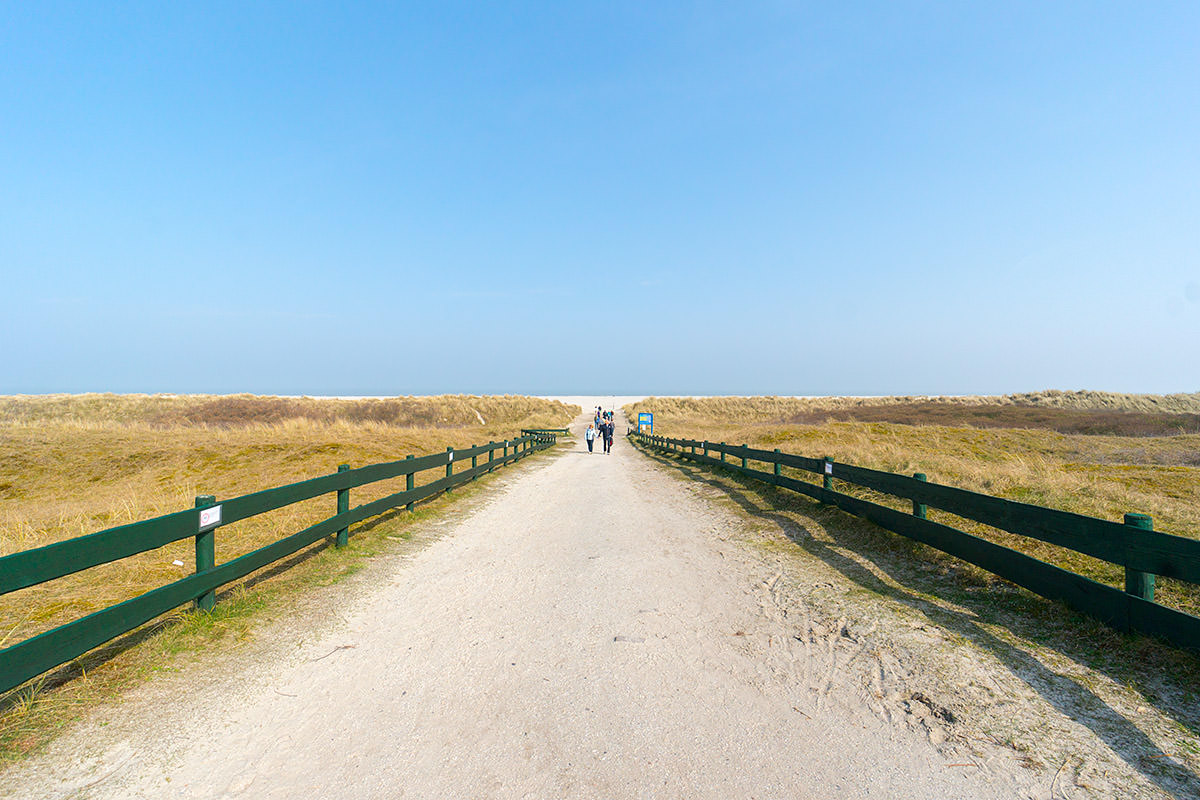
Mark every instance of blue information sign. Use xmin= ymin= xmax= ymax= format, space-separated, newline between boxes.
xmin=637 ymin=412 xmax=653 ymax=434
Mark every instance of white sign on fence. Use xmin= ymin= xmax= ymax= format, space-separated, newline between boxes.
xmin=199 ymin=505 xmax=222 ymax=530
xmin=824 ymin=462 xmax=833 ymax=475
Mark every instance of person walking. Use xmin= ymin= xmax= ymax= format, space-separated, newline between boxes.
xmin=585 ymin=423 xmax=596 ymax=453
xmin=603 ymin=419 xmax=613 ymax=454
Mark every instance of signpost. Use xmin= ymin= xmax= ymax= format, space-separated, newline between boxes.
xmin=638 ymin=412 xmax=653 ymax=434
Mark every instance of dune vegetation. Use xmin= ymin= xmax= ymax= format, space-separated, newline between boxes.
xmin=0 ymin=394 xmax=576 ymax=759
xmin=625 ymin=393 xmax=1200 ymax=618
xmin=0 ymin=394 xmax=577 ymax=647
xmin=0 ymin=392 xmax=575 ymax=429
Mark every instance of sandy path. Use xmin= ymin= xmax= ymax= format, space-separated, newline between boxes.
xmin=5 ymin=404 xmax=1042 ymax=799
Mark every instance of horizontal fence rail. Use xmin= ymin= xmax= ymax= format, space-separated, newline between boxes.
xmin=0 ymin=432 xmax=558 ymax=695
xmin=630 ymin=432 xmax=1200 ymax=653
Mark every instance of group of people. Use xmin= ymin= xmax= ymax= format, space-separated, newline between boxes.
xmin=585 ymin=407 xmax=615 ymax=454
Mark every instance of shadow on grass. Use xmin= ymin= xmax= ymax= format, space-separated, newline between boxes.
xmin=637 ymin=443 xmax=1200 ymax=798
xmin=0 ymin=536 xmax=339 ymax=716
xmin=0 ymin=493 xmax=453 ymax=715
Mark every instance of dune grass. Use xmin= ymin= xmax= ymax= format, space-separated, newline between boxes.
xmin=0 ymin=392 xmax=573 ymax=429
xmin=629 ymin=390 xmax=1200 ymax=424
xmin=0 ymin=393 xmax=577 ymax=760
xmin=0 ymin=394 xmax=577 ymax=655
xmin=625 ymin=394 xmax=1200 ymax=619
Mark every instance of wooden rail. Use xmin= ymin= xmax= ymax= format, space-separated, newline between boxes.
xmin=631 ymin=432 xmax=1200 ymax=653
xmin=0 ymin=433 xmax=558 ymax=695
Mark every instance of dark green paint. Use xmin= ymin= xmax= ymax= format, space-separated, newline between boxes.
xmin=0 ymin=430 xmax=563 ymax=694
xmin=194 ymin=495 xmax=216 ymax=612
xmin=1124 ymin=513 xmax=1156 ymax=603
xmin=630 ymin=432 xmax=1200 ymax=654
xmin=0 ymin=452 xmax=450 ymax=597
xmin=912 ymin=473 xmax=927 ymax=519
xmin=336 ymin=465 xmax=350 ymax=548
xmin=405 ymin=455 xmax=415 ymax=512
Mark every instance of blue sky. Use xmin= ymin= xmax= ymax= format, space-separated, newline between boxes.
xmin=2 ymin=2 xmax=1197 ymax=396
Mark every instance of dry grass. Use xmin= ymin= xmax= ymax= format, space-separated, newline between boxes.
xmin=629 ymin=390 xmax=1200 ymax=425
xmin=0 ymin=394 xmax=577 ymax=648
xmin=0 ymin=469 xmax=523 ymax=762
xmin=0 ymin=393 xmax=577 ymax=761
xmin=0 ymin=393 xmax=575 ymax=429
xmin=625 ymin=395 xmax=1200 ymax=618
xmin=780 ymin=402 xmax=1200 ymax=437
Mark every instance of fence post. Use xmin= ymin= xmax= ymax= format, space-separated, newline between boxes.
xmin=822 ymin=457 xmax=833 ymax=493
xmin=504 ymin=439 xmax=509 ymax=461
xmin=336 ymin=464 xmax=350 ymax=548
xmin=741 ymin=444 xmax=748 ymax=470
xmin=703 ymin=441 xmax=709 ymax=459
xmin=405 ymin=455 xmax=415 ymax=512
xmin=194 ymin=494 xmax=216 ymax=611
xmin=472 ymin=445 xmax=478 ymax=480
xmin=488 ymin=441 xmax=495 ymax=473
xmin=774 ymin=449 xmax=781 ymax=480
xmin=445 ymin=446 xmax=454 ymax=491
xmin=1123 ymin=513 xmax=1156 ymax=603
xmin=720 ymin=442 xmax=727 ymax=464
xmin=912 ymin=473 xmax=927 ymax=520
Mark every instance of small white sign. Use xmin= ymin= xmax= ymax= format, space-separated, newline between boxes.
xmin=448 ymin=451 xmax=454 ymax=462
xmin=824 ymin=462 xmax=833 ymax=475
xmin=199 ymin=505 xmax=222 ymax=530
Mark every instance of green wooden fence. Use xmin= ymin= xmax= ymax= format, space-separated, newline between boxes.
xmin=631 ymin=431 xmax=1200 ymax=653
xmin=0 ymin=432 xmax=558 ymax=695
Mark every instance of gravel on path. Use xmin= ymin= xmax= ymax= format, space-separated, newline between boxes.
xmin=3 ymin=403 xmax=1046 ymax=799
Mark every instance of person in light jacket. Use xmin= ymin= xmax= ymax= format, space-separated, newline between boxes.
xmin=585 ymin=423 xmax=596 ymax=453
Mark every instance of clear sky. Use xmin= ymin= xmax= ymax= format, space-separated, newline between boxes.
xmin=2 ymin=2 xmax=1197 ymax=396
